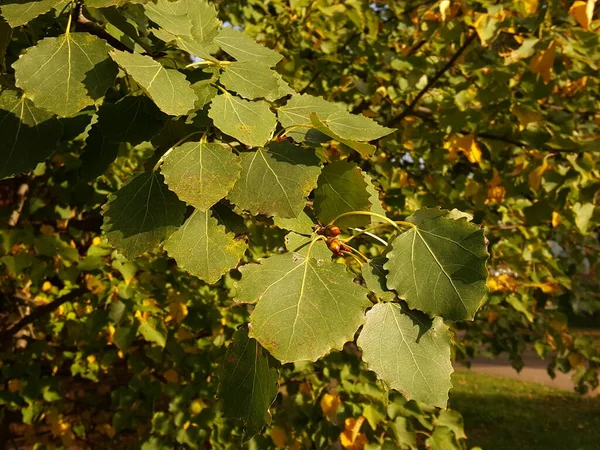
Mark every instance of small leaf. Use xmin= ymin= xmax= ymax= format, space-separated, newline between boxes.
xmin=235 ymin=253 xmax=370 ymax=363
xmin=227 ymin=141 xmax=321 ymax=219
xmin=214 ymin=27 xmax=282 ymax=67
xmin=313 ymin=161 xmax=372 ymax=228
xmin=573 ymin=202 xmax=595 ymax=234
xmin=97 ymin=95 xmax=166 ymax=145
xmin=102 ymin=172 xmax=186 ymax=259
xmin=161 ymin=141 xmax=241 ymax=211
xmin=569 ymin=0 xmax=596 ymax=31
xmin=13 ymin=33 xmax=118 ymax=117
xmin=0 ymin=0 xmax=65 ymax=28
xmin=218 ymin=328 xmax=279 ymax=438
xmin=208 ymin=93 xmax=277 ymax=147
xmin=357 ymin=303 xmax=453 ymax=408
xmin=529 ymin=40 xmax=556 ymax=84
xmin=138 ymin=318 xmax=167 ymax=347
xmin=110 ymin=50 xmax=196 ymax=116
xmin=164 ymin=209 xmax=247 ymax=284
xmin=444 ymin=134 xmax=482 ymax=164
xmin=220 ymin=62 xmax=283 ymax=101
xmin=0 ymin=90 xmax=62 ymax=179
xmin=310 ymin=113 xmax=376 ymax=158
xmin=285 ymin=232 xmax=331 ymax=260
xmin=361 ymin=257 xmax=388 ymax=296
xmin=384 ymin=208 xmax=488 ymax=321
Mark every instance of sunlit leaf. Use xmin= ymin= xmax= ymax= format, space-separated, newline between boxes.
xmin=214 ymin=27 xmax=282 ymax=67
xmin=0 ymin=0 xmax=65 ymax=28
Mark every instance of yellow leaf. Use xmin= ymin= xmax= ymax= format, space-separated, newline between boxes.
xmin=271 ymin=426 xmax=288 ymax=448
xmin=487 ymin=275 xmax=518 ymax=293
xmin=518 ymin=0 xmax=539 ymax=15
xmin=529 ymin=40 xmax=556 ymax=84
xmin=528 ymin=160 xmax=549 ymax=190
xmin=107 ymin=325 xmax=116 ymax=345
xmin=485 ymin=169 xmax=505 ymax=204
xmin=8 ymin=379 xmax=21 ymax=392
xmin=510 ymin=104 xmax=543 ymax=130
xmin=320 ymin=393 xmax=342 ymax=420
xmin=85 ymin=274 xmax=105 ymax=295
xmin=87 ymin=355 xmax=96 ymax=365
xmin=525 ymin=281 xmax=560 ymax=294
xmin=552 ymin=211 xmax=561 ymax=227
xmin=568 ymin=352 xmax=585 ymax=368
xmin=190 ymin=400 xmax=205 ymax=415
xmin=444 ymin=134 xmax=483 ymax=164
xmin=169 ymin=301 xmax=188 ymax=325
xmin=92 ymin=236 xmax=103 ymax=246
xmin=340 ymin=416 xmax=368 ymax=450
xmin=42 ymin=281 xmax=52 ymax=292
xmin=163 ymin=369 xmax=179 ymax=383
xmin=569 ymin=0 xmax=596 ymax=31
xmin=176 ymin=327 xmax=195 ymax=342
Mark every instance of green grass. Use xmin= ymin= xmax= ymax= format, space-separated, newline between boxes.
xmin=449 ymin=371 xmax=600 ymax=450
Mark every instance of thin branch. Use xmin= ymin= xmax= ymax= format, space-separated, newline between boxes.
xmin=0 ymin=288 xmax=87 ymax=344
xmin=390 ymin=32 xmax=477 ymax=126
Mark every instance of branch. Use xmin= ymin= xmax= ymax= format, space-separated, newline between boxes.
xmin=0 ymin=288 xmax=87 ymax=345
xmin=75 ymin=4 xmax=132 ymax=53
xmin=390 ymin=32 xmax=477 ymax=126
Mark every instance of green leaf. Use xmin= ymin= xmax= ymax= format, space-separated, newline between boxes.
xmin=213 ymin=27 xmax=282 ymax=67
xmin=97 ymin=95 xmax=166 ymax=145
xmin=0 ymin=0 xmax=65 ymax=28
xmin=235 ymin=253 xmax=370 ymax=362
xmin=436 ymin=410 xmax=466 ymax=440
xmin=365 ymin=173 xmax=387 ymax=221
xmin=187 ymin=0 xmax=219 ymax=49
xmin=0 ymin=19 xmax=10 ymax=72
xmin=191 ymin=79 xmax=217 ymax=109
xmin=285 ymin=232 xmax=331 ymax=260
xmin=218 ymin=328 xmax=279 ymax=438
xmin=357 ymin=302 xmax=453 ymax=408
xmin=393 ymin=417 xmax=418 ymax=450
xmin=161 ymin=141 xmax=241 ymax=211
xmin=138 ymin=317 xmax=167 ymax=347
xmin=384 ymin=208 xmax=488 ymax=321
xmin=313 ymin=110 xmax=394 ymax=141
xmin=220 ymin=62 xmax=285 ymax=101
xmin=309 ymin=112 xmax=375 ymax=158
xmin=573 ymin=202 xmax=595 ymax=234
xmin=114 ymin=324 xmax=139 ymax=351
xmin=277 ymin=93 xmax=345 ymax=143
xmin=164 ymin=209 xmax=247 ymax=284
xmin=426 ymin=426 xmax=460 ymax=450
xmin=85 ymin=0 xmax=148 ymax=7
xmin=274 ymin=210 xmax=315 ymax=235
xmin=361 ymin=257 xmax=388 ymax=296
xmin=227 ymin=141 xmax=321 ymax=219
xmin=0 ymin=90 xmax=62 ymax=179
xmin=102 ymin=172 xmax=186 ymax=259
xmin=13 ymin=33 xmax=118 ymax=117
xmin=79 ymin=125 xmax=120 ymax=180
xmin=208 ymin=93 xmax=277 ymax=147
xmin=313 ymin=161 xmax=372 ymax=228
xmin=109 ymin=50 xmax=196 ymax=116
xmin=143 ymin=0 xmax=192 ymax=37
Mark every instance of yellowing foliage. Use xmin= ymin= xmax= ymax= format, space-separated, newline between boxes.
xmin=340 ymin=416 xmax=368 ymax=450
xmin=529 ymin=40 xmax=556 ymax=84
xmin=487 ymin=275 xmax=518 ymax=293
xmin=485 ymin=169 xmax=506 ymax=204
xmin=320 ymin=392 xmax=342 ymax=420
xmin=270 ymin=425 xmax=288 ymax=448
xmin=569 ymin=0 xmax=597 ymax=31
xmin=163 ymin=369 xmax=179 ymax=383
xmin=445 ymin=134 xmax=483 ymax=164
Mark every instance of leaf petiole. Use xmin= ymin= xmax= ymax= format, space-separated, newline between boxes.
xmin=329 ymin=211 xmax=416 ymax=231
xmin=305 ymin=235 xmax=327 ymax=259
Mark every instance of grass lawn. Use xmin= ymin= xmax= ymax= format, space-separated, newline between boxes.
xmin=449 ymin=371 xmax=600 ymax=450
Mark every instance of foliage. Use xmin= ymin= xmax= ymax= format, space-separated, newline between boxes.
xmin=0 ymin=0 xmax=599 ymax=448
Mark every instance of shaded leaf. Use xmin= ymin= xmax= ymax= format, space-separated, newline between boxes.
xmin=164 ymin=209 xmax=247 ymax=284
xmin=227 ymin=141 xmax=321 ymax=218
xmin=357 ymin=303 xmax=453 ymax=408
xmin=110 ymin=50 xmax=196 ymax=116
xmin=138 ymin=317 xmax=167 ymax=347
xmin=102 ymin=172 xmax=186 ymax=259
xmin=0 ymin=89 xmax=62 ymax=179
xmin=214 ymin=27 xmax=282 ymax=67
xmin=218 ymin=328 xmax=279 ymax=438
xmin=361 ymin=257 xmax=388 ymax=296
xmin=208 ymin=93 xmax=277 ymax=147
xmin=79 ymin=125 xmax=120 ymax=180
xmin=0 ymin=0 xmax=65 ymax=28
xmin=384 ymin=208 xmax=488 ymax=321
xmin=235 ymin=253 xmax=370 ymax=363
xmin=13 ymin=33 xmax=118 ymax=117
xmin=161 ymin=140 xmax=241 ymax=211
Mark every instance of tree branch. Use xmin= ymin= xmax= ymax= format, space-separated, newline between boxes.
xmin=0 ymin=288 xmax=87 ymax=345
xmin=390 ymin=31 xmax=477 ymax=126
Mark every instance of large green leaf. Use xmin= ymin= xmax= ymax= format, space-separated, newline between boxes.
xmin=227 ymin=141 xmax=321 ymax=219
xmin=13 ymin=33 xmax=118 ymax=117
xmin=357 ymin=302 xmax=453 ymax=408
xmin=220 ymin=62 xmax=283 ymax=101
xmin=0 ymin=90 xmax=62 ymax=179
xmin=208 ymin=93 xmax=277 ymax=147
xmin=109 ymin=50 xmax=196 ymax=116
xmin=97 ymin=95 xmax=166 ymax=145
xmin=218 ymin=328 xmax=279 ymax=438
xmin=143 ymin=0 xmax=192 ymax=36
xmin=235 ymin=253 xmax=370 ymax=363
xmin=79 ymin=125 xmax=120 ymax=180
xmin=274 ymin=210 xmax=315 ymax=235
xmin=102 ymin=172 xmax=185 ymax=259
xmin=317 ymin=110 xmax=395 ymax=141
xmin=213 ymin=28 xmax=282 ymax=67
xmin=0 ymin=0 xmax=65 ymax=28
xmin=161 ymin=141 xmax=241 ymax=211
xmin=277 ymin=93 xmax=345 ymax=142
xmin=164 ymin=209 xmax=247 ymax=284
xmin=384 ymin=208 xmax=489 ymax=321
xmin=313 ymin=161 xmax=372 ymax=228
xmin=310 ymin=112 xmax=375 ymax=158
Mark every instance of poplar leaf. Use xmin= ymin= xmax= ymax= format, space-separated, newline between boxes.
xmin=208 ymin=93 xmax=277 ymax=147
xmin=510 ymin=104 xmax=543 ymax=130
xmin=0 ymin=90 xmax=62 ymax=179
xmin=529 ymin=40 xmax=556 ymax=84
xmin=218 ymin=328 xmax=279 ymax=438
xmin=220 ymin=62 xmax=283 ymax=101
xmin=310 ymin=113 xmax=376 ymax=158
xmin=444 ymin=134 xmax=482 ymax=164
xmin=79 ymin=125 xmax=120 ymax=180
xmin=0 ymin=0 xmax=65 ymax=27
xmin=285 ymin=233 xmax=331 ymax=260
xmin=235 ymin=253 xmax=370 ymax=363
xmin=227 ymin=141 xmax=321 ymax=218
xmin=357 ymin=303 xmax=453 ymax=408
xmin=109 ymin=50 xmax=196 ymax=116
xmin=214 ymin=27 xmax=282 ymax=67
xmin=313 ymin=161 xmax=372 ymax=229
xmin=102 ymin=172 xmax=186 ymax=259
xmin=274 ymin=210 xmax=315 ymax=235
xmin=313 ymin=110 xmax=394 ymax=141
xmin=161 ymin=141 xmax=241 ymax=211
xmin=13 ymin=33 xmax=118 ymax=117
xmin=143 ymin=0 xmax=192 ymax=37
xmin=569 ymin=0 xmax=596 ymax=31
xmin=164 ymin=209 xmax=247 ymax=284
xmin=385 ymin=208 xmax=489 ymax=321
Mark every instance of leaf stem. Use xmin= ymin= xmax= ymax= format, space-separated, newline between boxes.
xmin=185 ymin=59 xmax=232 ymax=69
xmin=329 ymin=211 xmax=416 ymax=231
xmin=343 ymin=245 xmax=370 ymax=264
xmin=65 ymin=0 xmax=75 ymax=36
xmin=305 ymin=235 xmax=327 ymax=260
xmin=153 ymin=131 xmax=202 ymax=171
xmin=342 ymin=250 xmax=366 ymax=267
xmin=343 ymin=224 xmax=391 ymax=246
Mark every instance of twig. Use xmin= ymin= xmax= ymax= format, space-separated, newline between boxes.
xmin=390 ymin=32 xmax=477 ymax=125
xmin=8 ymin=183 xmax=28 ymax=227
